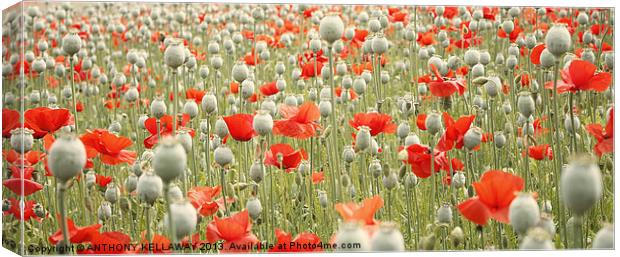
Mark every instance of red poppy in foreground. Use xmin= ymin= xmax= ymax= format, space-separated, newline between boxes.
xmin=3 ymin=198 xmax=38 ymax=221
xmin=457 ymin=170 xmax=524 ymax=226
xmin=428 ymin=64 xmax=466 ymax=97
xmin=49 ymin=218 xmax=103 ymax=245
xmin=2 ymin=108 xmax=20 ymax=138
xmin=525 ymin=144 xmax=554 ymax=160
xmin=545 ymin=59 xmax=612 ymax=94
xmin=3 ymin=178 xmax=43 ymax=196
xmin=188 ymin=185 xmax=230 ymax=217
xmin=270 ymin=229 xmax=322 ymax=252
xmin=349 ymin=112 xmax=397 ymax=136
xmin=436 ymin=112 xmax=476 ymax=152
xmin=80 ymin=129 xmax=137 ymax=165
xmin=264 ymin=143 xmax=308 ymax=171
xmin=335 ymin=195 xmax=384 ymax=226
xmin=402 ymin=144 xmax=449 ymax=179
xmin=273 ymin=102 xmax=321 ymax=139
xmin=143 ymin=114 xmax=193 ymax=148
xmin=223 ymin=113 xmax=257 ymax=142
xmin=24 ymin=107 xmax=73 ymax=138
xmin=586 ymin=107 xmax=614 ymax=157
xmin=206 ymin=210 xmax=259 ymax=253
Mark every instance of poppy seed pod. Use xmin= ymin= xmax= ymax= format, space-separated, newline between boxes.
xmin=502 ymin=20 xmax=515 ymax=34
xmin=49 ymin=133 xmax=87 ymax=183
xmin=545 ymin=24 xmax=572 ymax=57
xmin=176 ymin=130 xmax=193 ymax=153
xmin=153 ymin=137 xmax=187 ymax=184
xmin=125 ymin=173 xmax=138 ymax=193
xmin=98 ymin=201 xmax=112 ymax=221
xmin=371 ymin=33 xmax=389 ymax=54
xmin=165 ymin=200 xmax=197 ymax=240
xmin=517 ymin=91 xmax=535 ymax=118
xmin=214 ymin=145 xmax=234 ymax=167
xmin=563 ymin=114 xmax=581 ymax=133
xmin=483 ymin=76 xmax=501 ymax=97
xmin=61 ymin=31 xmax=82 ymax=56
xmin=183 ymin=100 xmax=199 ymax=118
xmin=319 ymin=14 xmax=344 ymax=44
xmin=250 ymin=161 xmax=265 ymax=183
xmin=463 ymin=127 xmax=483 ymax=151
xmin=10 ymin=128 xmax=34 ymax=152
xmin=85 ymin=170 xmax=96 ymax=187
xmin=537 ymin=213 xmax=556 ymax=237
xmin=355 ymin=126 xmax=372 ymax=151
xmin=425 ymin=111 xmax=443 ymax=135
xmin=452 ymin=172 xmax=466 ymax=188
xmin=506 ymin=55 xmax=518 ymax=70
xmin=342 ymin=145 xmax=356 ymax=163
xmin=150 ymin=97 xmax=167 ymax=119
xmin=104 ymin=183 xmax=120 ymax=203
xmin=437 ymin=204 xmax=453 ymax=224
xmin=231 ymin=62 xmax=249 ymax=83
xmin=404 ymin=133 xmax=421 ymax=147
xmin=201 ymin=92 xmax=218 ymax=115
xmin=246 ymin=197 xmax=263 ymax=220
xmin=519 ymin=227 xmax=555 ymax=250
xmin=137 ymin=171 xmax=163 ymax=205
xmin=592 ymin=223 xmax=614 ymax=249
xmin=494 ymin=131 xmax=507 ymax=148
xmin=335 ymin=222 xmax=370 ymax=251
xmin=318 ymin=190 xmax=329 ymax=208
xmin=383 ymin=171 xmax=398 ymax=190
xmin=164 ymin=40 xmax=186 ymax=69
xmin=560 ymin=155 xmax=602 ymax=216
xmin=319 ymin=100 xmax=332 ymax=117
xmin=397 ymin=122 xmax=410 ymax=140
xmin=253 ymin=110 xmax=273 ymax=136
xmin=214 ymin=117 xmax=229 ymax=138
xmin=464 ymin=49 xmax=480 ymax=66
xmin=353 ymin=77 xmax=367 ymax=95
xmin=509 ymin=192 xmax=541 ymax=236
xmin=370 ymin=222 xmax=405 ymax=251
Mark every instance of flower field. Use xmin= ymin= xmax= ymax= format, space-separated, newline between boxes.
xmin=1 ymin=2 xmax=615 ymax=254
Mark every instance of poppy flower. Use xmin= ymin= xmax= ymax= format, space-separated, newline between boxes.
xmin=428 ymin=64 xmax=466 ymax=97
xmin=436 ymin=112 xmax=476 ymax=152
xmin=3 ymin=150 xmax=45 ymax=166
xmin=544 ymin=59 xmax=612 ymax=94
xmin=335 ymin=87 xmax=358 ymax=100
xmin=300 ymin=60 xmax=324 ymax=79
xmin=80 ymin=129 xmax=137 ymax=165
xmin=10 ymin=165 xmax=36 ymax=179
xmin=350 ymin=29 xmax=369 ymax=49
xmin=188 ymin=185 xmax=224 ymax=217
xmin=273 ymin=102 xmax=321 ymax=139
xmin=402 ymin=144 xmax=449 ymax=179
xmin=49 ymin=218 xmax=103 ymax=245
xmin=497 ymin=22 xmax=523 ymax=42
xmin=77 ymin=231 xmax=131 ymax=254
xmin=3 ymin=178 xmax=43 ymax=196
xmin=270 ymin=229 xmax=322 ymax=252
xmin=457 ymin=170 xmax=524 ymax=226
xmin=335 ymin=195 xmax=384 ymax=225
xmin=180 ymin=232 xmax=208 ymax=250
xmin=259 ymin=81 xmax=279 ymax=96
xmin=586 ymin=107 xmax=613 ymax=157
xmin=95 ymin=174 xmax=113 ymax=188
xmin=2 ymin=108 xmax=20 ymax=138
xmin=206 ymin=210 xmax=259 ymax=253
xmin=530 ymin=43 xmax=546 ymax=65
xmin=416 ymin=114 xmax=428 ymax=130
xmin=143 ymin=114 xmax=193 ymax=148
xmin=264 ymin=143 xmax=308 ymax=171
xmin=349 ymin=112 xmax=397 ymax=136
xmin=24 ymin=107 xmax=73 ymax=139
xmin=525 ymin=144 xmax=554 ymax=160
xmin=3 ymin=198 xmax=38 ymax=221
xmin=186 ymin=88 xmax=206 ymax=104
xmin=312 ymin=171 xmax=325 ymax=184
xmin=223 ymin=113 xmax=257 ymax=142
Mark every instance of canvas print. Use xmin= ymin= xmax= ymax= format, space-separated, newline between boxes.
xmin=1 ymin=1 xmax=615 ymax=255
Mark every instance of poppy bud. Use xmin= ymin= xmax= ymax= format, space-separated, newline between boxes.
xmin=370 ymin=222 xmax=405 ymax=251
xmin=342 ymin=145 xmax=356 ymax=163
xmin=517 ymin=91 xmax=535 ymax=118
xmin=214 ymin=117 xmax=229 ymax=138
xmin=355 ymin=126 xmax=371 ymax=151
xmin=150 ymin=97 xmax=167 ymax=119
xmin=137 ymin=171 xmax=163 ymax=206
xmin=98 ymin=201 xmax=112 ymax=221
xmin=319 ymin=14 xmax=344 ymax=44
xmin=563 ymin=114 xmax=581 ymax=133
xmin=164 ymin=200 xmax=197 ymax=240
xmin=519 ymin=227 xmax=554 ymax=250
xmin=253 ymin=110 xmax=273 ymax=136
xmin=425 ymin=111 xmax=443 ymax=135
xmin=463 ymin=127 xmax=483 ymax=151
xmin=249 ymin=161 xmax=265 ymax=183
xmin=246 ymin=197 xmax=263 ymax=220
xmin=545 ymin=24 xmax=572 ymax=57
xmin=335 ymin=222 xmax=370 ymax=251
xmin=404 ymin=172 xmax=418 ymax=188
xmin=164 ymin=39 xmax=185 ymax=69
xmin=452 ymin=172 xmax=466 ymax=188
xmin=464 ymin=49 xmax=480 ymax=66
xmin=592 ymin=223 xmax=614 ymax=249
xmin=561 ymin=155 xmax=602 ymax=216
xmin=450 ymin=227 xmax=464 ymax=247
xmin=153 ymin=137 xmax=187 ymax=184
xmin=383 ymin=171 xmax=398 ymax=190
xmin=49 ymin=133 xmax=87 ymax=183
xmin=183 ymin=100 xmax=199 ymax=118
xmin=404 ymin=133 xmax=421 ymax=146
xmin=10 ymin=128 xmax=34 ymax=152
xmin=509 ymin=192 xmax=541 ymax=236
xmin=214 ymin=145 xmax=234 ymax=167
xmin=437 ymin=204 xmax=453 ymax=224
xmin=492 ymin=131 xmax=506 ymax=148
xmin=340 ymin=173 xmax=351 ymax=188
xmin=108 ymin=121 xmax=122 ymax=134
xmin=62 ymin=31 xmax=82 ymax=56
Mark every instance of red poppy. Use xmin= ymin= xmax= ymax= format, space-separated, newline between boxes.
xmin=428 ymin=64 xmax=466 ymax=97
xmin=270 ymin=229 xmax=322 ymax=252
xmin=222 ymin=113 xmax=257 ymax=142
xmin=436 ymin=112 xmax=476 ymax=152
xmin=417 ymin=31 xmax=436 ymax=46
xmin=10 ymin=166 xmax=36 ymax=179
xmin=259 ymin=81 xmax=279 ymax=96
xmin=95 ymin=174 xmax=113 ymax=188
xmin=544 ymin=59 xmax=612 ymax=93
xmin=586 ymin=107 xmax=614 ymax=157
xmin=24 ymin=107 xmax=73 ymax=138
xmin=2 ymin=108 xmax=20 ymax=138
xmin=49 ymin=218 xmax=102 ymax=245
xmin=530 ymin=43 xmax=546 ymax=65
xmin=186 ymin=88 xmax=206 ymax=104
xmin=206 ymin=210 xmax=259 ymax=253
xmin=180 ymin=232 xmax=208 ymax=250
xmin=264 ymin=143 xmax=308 ymax=171
xmin=349 ymin=112 xmax=397 ymax=136
xmin=3 ymin=198 xmax=38 ymax=221
xmin=312 ymin=171 xmax=325 ymax=184
xmin=188 ymin=186 xmax=223 ymax=217
xmin=525 ymin=144 xmax=553 ymax=160
xmin=300 ymin=60 xmax=324 ymax=79
xmin=402 ymin=144 xmax=448 ymax=179
xmin=497 ymin=23 xmax=523 ymax=42
xmin=350 ymin=29 xmax=369 ymax=49
xmin=2 ymin=178 xmax=43 ymax=196
xmin=416 ymin=114 xmax=428 ymax=130
xmin=3 ymin=150 xmax=45 ymax=166
xmin=273 ymin=102 xmax=321 ymax=139
xmin=335 ymin=195 xmax=384 ymax=225
xmin=77 ymin=231 xmax=131 ymax=254
xmin=335 ymin=87 xmax=358 ymax=100
xmin=80 ymin=129 xmax=136 ymax=165
xmin=143 ymin=114 xmax=193 ymax=148
xmin=457 ymin=170 xmax=524 ymax=226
